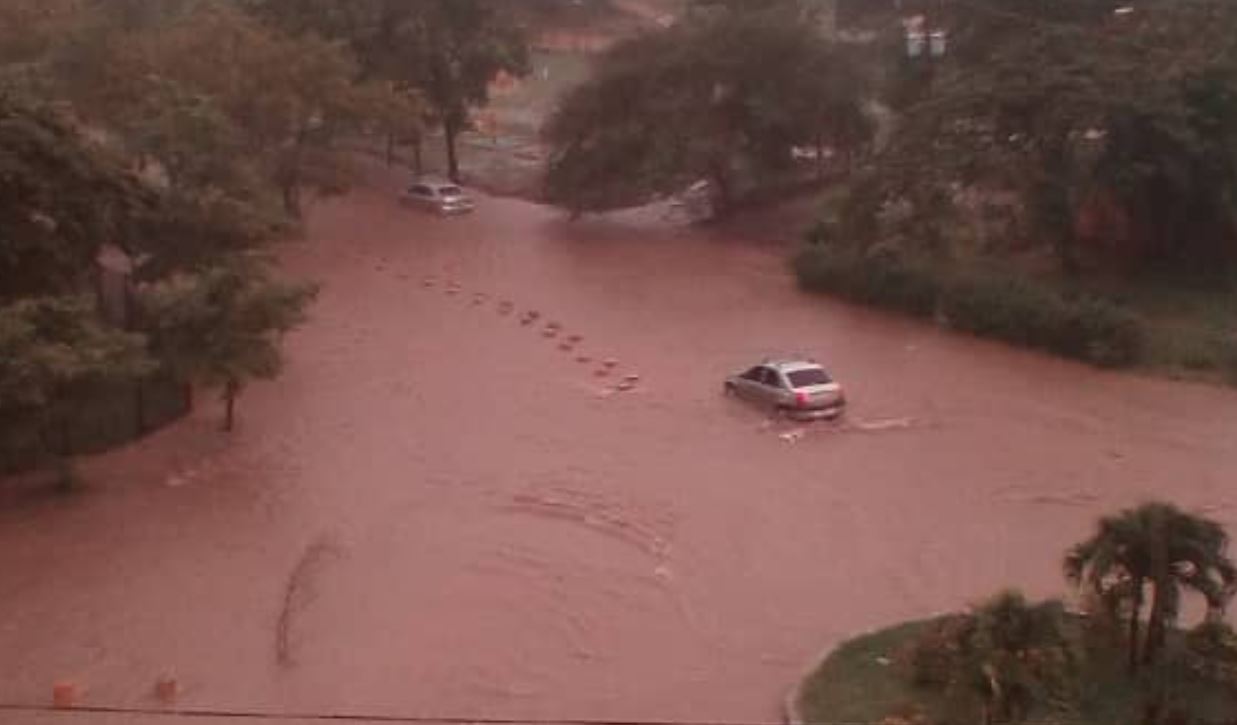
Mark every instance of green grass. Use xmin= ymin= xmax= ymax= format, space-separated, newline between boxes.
xmin=796 ymin=619 xmax=945 ymax=724
xmin=796 ymin=617 xmax=1237 ymax=725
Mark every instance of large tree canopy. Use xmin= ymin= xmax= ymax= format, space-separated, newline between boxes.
xmin=0 ymin=94 xmax=153 ymax=301
xmin=838 ymin=0 xmax=1237 ymax=274
xmin=249 ymin=0 xmax=529 ymax=183
xmin=544 ymin=3 xmax=870 ymax=216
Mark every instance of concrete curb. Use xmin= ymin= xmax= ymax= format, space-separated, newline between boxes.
xmin=783 ymin=638 xmax=839 ymax=725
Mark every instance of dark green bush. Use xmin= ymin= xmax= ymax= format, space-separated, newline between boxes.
xmin=793 ymin=245 xmax=940 ymax=316
xmin=794 ymin=245 xmax=1144 ymax=368
xmin=940 ymin=276 xmax=1142 ymax=366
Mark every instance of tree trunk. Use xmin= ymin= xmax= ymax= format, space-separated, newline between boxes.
xmin=443 ymin=117 xmax=460 ymax=183
xmin=282 ymin=182 xmax=301 ymax=219
xmin=182 ymin=382 xmax=194 ymax=412
xmin=815 ymin=133 xmax=826 ymax=182
xmin=1129 ymin=582 xmax=1144 ymax=673
xmin=134 ymin=380 xmax=147 ymax=436
xmin=413 ymin=134 xmax=424 ymax=175
xmin=1143 ymin=580 xmax=1168 ymax=665
xmin=385 ymin=130 xmax=396 ymax=166
xmin=223 ymin=380 xmax=238 ymax=432
xmin=708 ymin=161 xmax=734 ymax=219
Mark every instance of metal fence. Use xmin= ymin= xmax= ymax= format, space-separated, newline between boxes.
xmin=1 ymin=376 xmax=190 ymax=474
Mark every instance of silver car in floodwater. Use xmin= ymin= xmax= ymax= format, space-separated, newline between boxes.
xmin=400 ymin=180 xmax=475 ymax=215
xmin=724 ymin=359 xmax=846 ymax=420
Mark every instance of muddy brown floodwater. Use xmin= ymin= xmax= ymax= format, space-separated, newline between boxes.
xmin=2 ymin=161 xmax=1237 ymax=725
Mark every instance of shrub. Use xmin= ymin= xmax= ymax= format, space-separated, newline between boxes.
xmin=793 ymin=245 xmax=940 ymax=317
xmin=899 ymin=615 xmax=971 ymax=689
xmin=940 ymin=275 xmax=1142 ymax=367
xmin=793 ymin=245 xmax=1144 ymax=368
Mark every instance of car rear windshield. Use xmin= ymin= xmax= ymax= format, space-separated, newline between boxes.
xmin=786 ymin=368 xmax=832 ymax=388
xmin=439 ymin=186 xmax=463 ymax=197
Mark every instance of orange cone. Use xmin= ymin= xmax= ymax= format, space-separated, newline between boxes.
xmin=52 ymin=681 xmax=77 ymax=709
xmin=155 ymin=675 xmax=179 ymax=704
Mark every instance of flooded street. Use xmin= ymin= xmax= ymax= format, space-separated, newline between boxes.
xmin=3 ymin=164 xmax=1237 ymax=724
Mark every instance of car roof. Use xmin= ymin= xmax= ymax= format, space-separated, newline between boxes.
xmin=764 ymin=359 xmax=826 ymax=373
xmin=413 ymin=178 xmax=462 ymax=189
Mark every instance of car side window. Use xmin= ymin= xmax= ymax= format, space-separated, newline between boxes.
xmin=411 ymin=185 xmax=430 ymax=196
xmin=741 ymin=367 xmax=763 ymax=382
xmin=761 ymin=368 xmax=782 ymax=388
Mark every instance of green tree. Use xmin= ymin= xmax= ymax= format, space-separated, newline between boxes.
xmin=46 ymin=1 xmax=400 ymax=218
xmin=0 ymin=93 xmax=154 ymax=301
xmin=544 ymin=6 xmax=869 ymax=217
xmin=389 ymin=0 xmax=529 ymax=183
xmin=1065 ymin=502 xmax=1237 ymax=671
xmin=906 ymin=591 xmax=1076 ymax=724
xmin=137 ymin=257 xmax=317 ymax=431
xmin=249 ymin=0 xmax=528 ymax=183
xmin=841 ymin=0 xmax=1237 ymax=274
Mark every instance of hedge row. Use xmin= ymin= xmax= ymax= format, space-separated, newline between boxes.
xmin=793 ymin=245 xmax=1143 ymax=367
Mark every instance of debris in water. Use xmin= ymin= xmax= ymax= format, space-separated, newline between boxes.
xmin=575 ymin=355 xmax=592 ymax=364
xmin=567 ymin=334 xmax=583 ymax=344
xmin=779 ymin=429 xmax=806 ymax=444
xmin=854 ymin=417 xmax=914 ymax=433
xmin=602 ymin=358 xmax=619 ymax=369
xmin=558 ymin=342 xmax=574 ymax=351
xmin=52 ymin=681 xmax=78 ymax=709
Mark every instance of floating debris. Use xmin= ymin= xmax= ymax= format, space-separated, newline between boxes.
xmin=778 ymin=429 xmax=806 ymax=444
xmin=853 ymin=417 xmax=914 ymax=433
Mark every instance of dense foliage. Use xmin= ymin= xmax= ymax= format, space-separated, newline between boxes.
xmin=0 ymin=0 xmax=534 ymax=466
xmin=833 ymin=0 xmax=1237 ymax=276
xmin=544 ymin=1 xmax=870 ymax=216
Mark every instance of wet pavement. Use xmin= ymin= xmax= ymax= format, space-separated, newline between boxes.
xmin=2 ymin=162 xmax=1236 ymax=724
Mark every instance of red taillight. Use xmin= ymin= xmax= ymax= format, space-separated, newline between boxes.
xmin=795 ymin=391 xmax=809 ymax=407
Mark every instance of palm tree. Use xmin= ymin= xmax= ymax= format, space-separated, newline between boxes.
xmin=971 ymin=591 xmax=1075 ymax=723
xmin=939 ymin=591 xmax=1076 ymax=724
xmin=1064 ymin=502 xmax=1237 ymax=671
